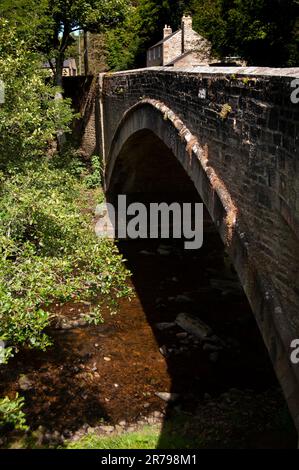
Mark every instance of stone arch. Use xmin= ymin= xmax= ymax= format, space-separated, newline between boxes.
xmin=105 ymin=99 xmax=299 ymax=434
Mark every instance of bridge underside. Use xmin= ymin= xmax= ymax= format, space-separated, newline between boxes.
xmin=104 ymin=99 xmax=299 ymax=434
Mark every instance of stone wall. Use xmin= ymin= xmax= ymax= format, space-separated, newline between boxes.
xmin=163 ymin=31 xmax=182 ymax=65
xmin=181 ymin=15 xmax=213 ymax=65
xmin=62 ymin=75 xmax=100 ymax=157
xmin=96 ymin=66 xmax=299 ymax=431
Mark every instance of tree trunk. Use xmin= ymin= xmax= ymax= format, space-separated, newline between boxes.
xmin=53 ymin=26 xmax=69 ymax=150
xmin=54 ymin=52 xmax=66 ymax=150
xmin=55 ymin=52 xmax=64 ymax=87
xmin=84 ymin=30 xmax=89 ymax=76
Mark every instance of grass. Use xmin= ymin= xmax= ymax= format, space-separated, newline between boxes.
xmin=67 ymin=425 xmax=162 ymax=450
xmin=66 ymin=419 xmax=203 ymax=450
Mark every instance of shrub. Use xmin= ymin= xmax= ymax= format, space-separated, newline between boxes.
xmin=0 ymin=394 xmax=28 ymax=431
xmin=0 ymin=159 xmax=131 ymax=356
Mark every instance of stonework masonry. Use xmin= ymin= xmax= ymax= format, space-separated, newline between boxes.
xmin=163 ymin=30 xmax=182 ymax=65
xmin=65 ymin=66 xmax=299 ymax=434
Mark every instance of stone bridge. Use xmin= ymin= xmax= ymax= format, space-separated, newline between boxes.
xmin=69 ymin=66 xmax=299 ymax=433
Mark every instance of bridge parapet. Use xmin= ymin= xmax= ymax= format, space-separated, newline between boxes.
xmin=100 ymin=67 xmax=299 ymax=235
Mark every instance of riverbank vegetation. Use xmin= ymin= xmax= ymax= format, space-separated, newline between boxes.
xmin=0 ymin=20 xmax=131 ymax=430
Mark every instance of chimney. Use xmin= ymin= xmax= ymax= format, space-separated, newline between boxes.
xmin=163 ymin=25 xmax=172 ymax=39
xmin=181 ymin=15 xmax=193 ymax=52
xmin=181 ymin=15 xmax=193 ymax=31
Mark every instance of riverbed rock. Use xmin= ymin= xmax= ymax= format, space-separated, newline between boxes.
xmin=175 ymin=313 xmax=212 ymax=340
xmin=173 ymin=294 xmax=192 ymax=304
xmin=34 ymin=425 xmax=46 ymax=446
xmin=99 ymin=425 xmax=115 ymax=434
xmin=203 ymin=343 xmax=222 ymax=352
xmin=147 ymin=416 xmax=156 ymax=425
xmin=155 ymin=322 xmax=176 ymax=331
xmin=18 ymin=375 xmax=34 ymax=391
xmin=157 ymin=248 xmax=171 ymax=256
xmin=140 ymin=250 xmax=154 ymax=256
xmin=159 ymin=345 xmax=169 ymax=357
xmin=203 ymin=334 xmax=224 ymax=345
xmin=155 ymin=392 xmax=180 ymax=403
xmin=176 ymin=332 xmax=188 ymax=339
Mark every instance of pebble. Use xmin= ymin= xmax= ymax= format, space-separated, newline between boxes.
xmin=140 ymin=250 xmax=154 ymax=256
xmin=176 ymin=332 xmax=188 ymax=338
xmin=104 ymin=357 xmax=111 ymax=362
xmin=147 ymin=417 xmax=156 ymax=424
xmin=174 ymin=295 xmax=192 ymax=303
xmin=159 ymin=345 xmax=169 ymax=357
xmin=99 ymin=425 xmax=114 ymax=434
xmin=203 ymin=343 xmax=222 ymax=352
xmin=18 ymin=375 xmax=34 ymax=392
xmin=155 ymin=392 xmax=180 ymax=403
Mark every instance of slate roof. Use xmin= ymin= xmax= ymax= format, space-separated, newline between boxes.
xmin=148 ymin=29 xmax=181 ymax=50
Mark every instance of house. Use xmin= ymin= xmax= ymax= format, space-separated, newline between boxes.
xmin=147 ymin=15 xmax=214 ymax=68
xmin=42 ymin=58 xmax=78 ymax=77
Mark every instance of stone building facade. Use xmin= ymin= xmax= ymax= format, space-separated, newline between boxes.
xmin=147 ymin=15 xmax=214 ymax=67
xmin=43 ymin=58 xmax=78 ymax=77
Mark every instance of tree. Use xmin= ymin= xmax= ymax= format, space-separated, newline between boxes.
xmin=104 ymin=0 xmax=191 ymax=70
xmin=0 ymin=0 xmax=51 ymax=47
xmin=0 ymin=19 xmax=73 ymax=168
xmin=105 ymin=3 xmax=141 ymax=70
xmin=190 ymin=0 xmax=299 ymax=66
xmin=133 ymin=0 xmax=191 ymax=67
xmin=45 ymin=0 xmax=129 ymax=84
xmin=1 ymin=0 xmax=128 ymax=84
xmin=106 ymin=0 xmax=299 ymax=69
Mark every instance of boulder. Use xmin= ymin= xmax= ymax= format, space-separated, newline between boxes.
xmin=175 ymin=313 xmax=212 ymax=340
